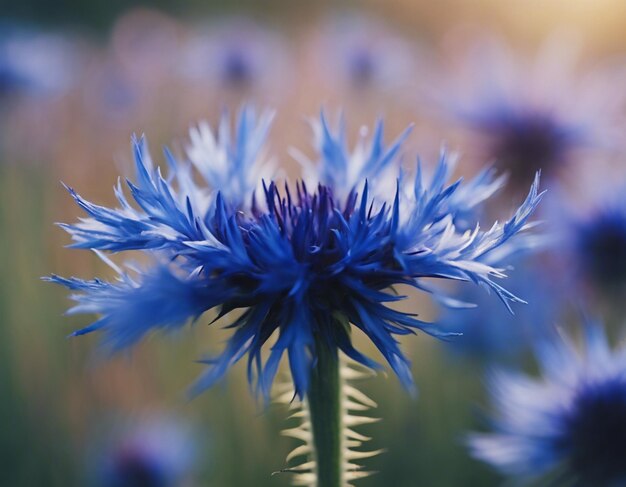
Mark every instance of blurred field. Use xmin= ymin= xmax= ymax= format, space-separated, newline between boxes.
xmin=1 ymin=1 xmax=626 ymax=486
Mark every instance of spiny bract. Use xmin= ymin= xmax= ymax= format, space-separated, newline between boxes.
xmin=47 ymin=107 xmax=543 ymax=400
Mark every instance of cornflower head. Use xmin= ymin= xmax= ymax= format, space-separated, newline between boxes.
xmin=178 ymin=19 xmax=290 ymax=99
xmin=543 ymin=183 xmax=626 ymax=310
xmin=81 ymin=10 xmax=179 ymax=129
xmin=435 ymin=33 xmax=623 ymax=190
xmin=81 ymin=60 xmax=141 ymax=125
xmin=48 ymin=107 xmax=543 ymax=402
xmin=572 ymin=196 xmax=626 ymax=298
xmin=0 ymin=25 xmax=80 ymax=101
xmin=49 ymin=107 xmax=544 ymax=486
xmin=0 ymin=25 xmax=86 ymax=165
xmin=468 ymin=323 xmax=626 ymax=486
xmin=108 ymin=8 xmax=181 ymax=86
xmin=309 ymin=15 xmax=418 ymax=95
xmin=90 ymin=415 xmax=196 ymax=487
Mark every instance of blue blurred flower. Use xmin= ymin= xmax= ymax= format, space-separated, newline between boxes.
xmin=48 ymin=107 xmax=543 ymax=400
xmin=0 ymin=25 xmax=80 ymax=100
xmin=543 ymin=185 xmax=626 ymax=303
xmin=465 ymin=109 xmax=579 ymax=188
xmin=81 ymin=61 xmax=141 ymax=124
xmin=573 ymin=199 xmax=626 ymax=296
xmin=179 ymin=19 xmax=290 ymax=96
xmin=438 ymin=258 xmax=559 ymax=362
xmin=437 ymin=34 xmax=623 ymax=189
xmin=310 ymin=15 xmax=418 ymax=94
xmin=81 ymin=10 xmax=180 ymax=127
xmin=93 ymin=416 xmax=196 ymax=487
xmin=108 ymin=8 xmax=180 ymax=84
xmin=0 ymin=25 xmax=86 ymax=163
xmin=468 ymin=323 xmax=626 ymax=485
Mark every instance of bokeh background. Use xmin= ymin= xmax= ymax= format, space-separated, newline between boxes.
xmin=2 ymin=1 xmax=626 ymax=486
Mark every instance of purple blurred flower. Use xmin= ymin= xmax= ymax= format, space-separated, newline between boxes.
xmin=551 ymin=184 xmax=626 ymax=301
xmin=179 ymin=19 xmax=290 ymax=97
xmin=0 ymin=25 xmax=82 ymax=100
xmin=310 ymin=15 xmax=418 ymax=94
xmin=469 ymin=323 xmax=626 ymax=485
xmin=436 ymin=33 xmax=624 ymax=189
xmin=92 ymin=416 xmax=196 ymax=487
xmin=81 ymin=9 xmax=180 ymax=125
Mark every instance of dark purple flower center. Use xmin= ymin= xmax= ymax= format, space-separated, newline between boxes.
xmin=222 ymin=49 xmax=253 ymax=87
xmin=577 ymin=211 xmax=626 ymax=291
xmin=240 ymin=182 xmax=401 ymax=300
xmin=490 ymin=113 xmax=570 ymax=186
xmin=206 ymin=182 xmax=405 ymax=354
xmin=0 ymin=62 xmax=28 ymax=97
xmin=560 ymin=378 xmax=626 ymax=484
xmin=348 ymin=48 xmax=375 ymax=87
xmin=109 ymin=448 xmax=167 ymax=487
xmin=103 ymin=77 xmax=137 ymax=110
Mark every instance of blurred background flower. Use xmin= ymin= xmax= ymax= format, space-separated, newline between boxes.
xmin=307 ymin=15 xmax=419 ymax=97
xmin=430 ymin=31 xmax=626 ymax=193
xmin=178 ymin=18 xmax=291 ymax=104
xmin=573 ymin=199 xmax=626 ymax=298
xmin=0 ymin=24 xmax=87 ymax=165
xmin=0 ymin=25 xmax=81 ymax=100
xmin=541 ymin=180 xmax=626 ymax=323
xmin=2 ymin=1 xmax=626 ymax=486
xmin=468 ymin=323 xmax=626 ymax=486
xmin=87 ymin=414 xmax=198 ymax=487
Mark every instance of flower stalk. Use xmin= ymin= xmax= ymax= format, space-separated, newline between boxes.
xmin=307 ymin=339 xmax=343 ymax=487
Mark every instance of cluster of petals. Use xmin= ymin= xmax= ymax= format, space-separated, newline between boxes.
xmin=48 ymin=107 xmax=543 ymax=399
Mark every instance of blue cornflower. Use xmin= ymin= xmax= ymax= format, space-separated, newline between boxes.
xmin=178 ymin=19 xmax=290 ymax=96
xmin=467 ymin=109 xmax=580 ymax=188
xmin=48 ymin=108 xmax=543 ymax=400
xmin=573 ymin=200 xmax=626 ymax=296
xmin=436 ymin=34 xmax=621 ymax=189
xmin=311 ymin=15 xmax=418 ymax=94
xmin=80 ymin=63 xmax=140 ymax=123
xmin=468 ymin=323 xmax=626 ymax=486
xmin=543 ymin=186 xmax=626 ymax=303
xmin=0 ymin=25 xmax=79 ymax=100
xmin=81 ymin=10 xmax=178 ymax=126
xmin=93 ymin=416 xmax=196 ymax=487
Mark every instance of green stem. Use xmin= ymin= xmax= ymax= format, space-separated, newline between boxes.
xmin=307 ymin=340 xmax=343 ymax=487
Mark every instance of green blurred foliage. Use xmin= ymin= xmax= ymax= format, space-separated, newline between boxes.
xmin=0 ymin=0 xmax=335 ymax=32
